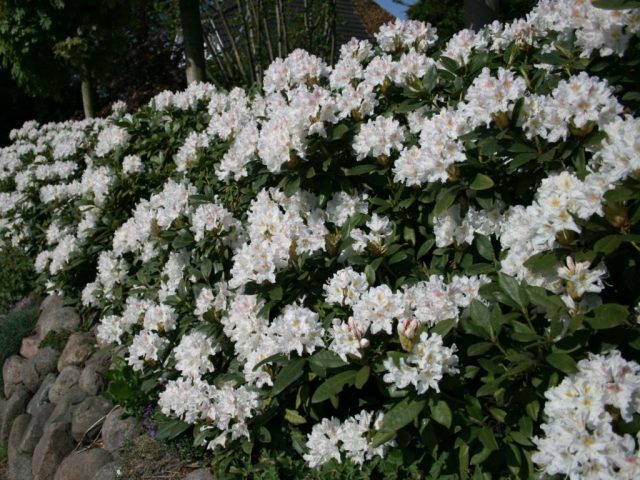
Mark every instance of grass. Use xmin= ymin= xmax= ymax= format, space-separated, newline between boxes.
xmin=0 ymin=245 xmax=35 ymax=314
xmin=0 ymin=443 xmax=7 ymax=480
xmin=117 ymin=435 xmax=198 ymax=480
xmin=0 ymin=307 xmax=38 ymax=399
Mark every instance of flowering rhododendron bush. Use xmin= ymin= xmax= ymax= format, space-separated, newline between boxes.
xmin=2 ymin=0 xmax=640 ymax=478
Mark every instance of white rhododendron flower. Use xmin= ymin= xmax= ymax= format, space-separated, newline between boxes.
xmin=533 ymin=351 xmax=640 ymax=479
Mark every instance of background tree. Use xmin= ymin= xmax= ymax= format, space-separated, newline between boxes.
xmin=201 ymin=0 xmax=339 ymax=89
xmin=0 ymin=0 xmax=129 ymax=118
xmin=179 ymin=0 xmax=207 ymax=84
xmin=402 ymin=0 xmax=536 ymax=44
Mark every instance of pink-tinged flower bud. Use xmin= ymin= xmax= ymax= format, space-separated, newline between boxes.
xmin=398 ymin=318 xmax=420 ymax=352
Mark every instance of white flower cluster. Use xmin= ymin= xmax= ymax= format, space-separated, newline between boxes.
xmin=352 ymin=116 xmax=405 ymax=161
xmin=375 ymin=19 xmax=438 ymax=53
xmin=149 ymin=82 xmax=217 ymax=111
xmin=533 ymin=350 xmax=640 ymax=479
xmin=383 ymin=332 xmax=459 ymax=394
xmin=434 ymin=203 xmax=503 ymax=248
xmin=229 ymin=188 xmax=327 ymax=289
xmin=95 ymin=124 xmax=129 ymax=157
xmin=328 ymin=274 xmax=487 ymax=362
xmin=159 ymin=378 xmax=260 ymax=449
xmin=221 ymin=295 xmax=325 ymax=387
xmin=303 ymin=410 xmax=393 ymax=468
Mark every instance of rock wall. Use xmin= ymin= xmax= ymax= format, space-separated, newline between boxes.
xmin=0 ymin=296 xmax=143 ymax=480
xmin=1 ymin=295 xmax=215 ymax=480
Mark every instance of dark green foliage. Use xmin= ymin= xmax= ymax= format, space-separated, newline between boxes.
xmin=0 ymin=307 xmax=38 ymax=398
xmin=38 ymin=329 xmax=71 ymax=352
xmin=407 ymin=0 xmax=537 ymax=45
xmin=0 ymin=0 xmax=129 ymax=99
xmin=0 ymin=246 xmax=34 ymax=314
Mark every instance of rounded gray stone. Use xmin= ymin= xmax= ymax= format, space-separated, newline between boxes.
xmin=21 ymin=347 xmax=58 ymax=392
xmin=39 ymin=295 xmax=64 ymax=317
xmin=183 ymin=468 xmax=215 ymax=480
xmin=32 ymin=348 xmax=59 ymax=376
xmin=8 ymin=452 xmax=33 ymax=480
xmin=53 ymin=448 xmax=113 ymax=480
xmin=49 ymin=365 xmax=81 ymax=405
xmin=35 ymin=306 xmax=80 ymax=340
xmin=90 ymin=461 xmax=121 ymax=480
xmin=78 ymin=363 xmax=106 ymax=396
xmin=31 ymin=421 xmax=75 ymax=480
xmin=57 ymin=332 xmax=95 ymax=373
xmin=20 ymin=403 xmax=54 ymax=454
xmin=71 ymin=396 xmax=113 ymax=443
xmin=3 ymin=355 xmax=25 ymax=398
xmin=0 ymin=387 xmax=30 ymax=444
xmin=26 ymin=373 xmax=56 ymax=415
xmin=8 ymin=413 xmax=31 ymax=464
xmin=100 ymin=406 xmax=141 ymax=453
xmin=45 ymin=388 xmax=87 ymax=430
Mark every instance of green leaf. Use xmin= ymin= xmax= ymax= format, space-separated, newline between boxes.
xmin=587 ymin=303 xmax=628 ymax=330
xmin=593 ymin=0 xmax=640 ymax=9
xmin=433 ymin=187 xmax=459 ymax=216
xmin=311 ymin=369 xmax=357 ymax=403
xmin=309 ymin=350 xmax=347 ymax=369
xmin=332 ymin=123 xmax=350 ymax=140
xmin=479 ymin=427 xmax=499 ymax=451
xmin=271 ymin=358 xmax=307 ymax=395
xmin=469 ymin=173 xmax=494 ymax=191
xmin=439 ymin=56 xmax=459 ymax=72
xmin=284 ymin=409 xmax=307 ymax=425
xmin=470 ymin=299 xmax=493 ymax=339
xmin=467 ymin=342 xmax=493 ymax=356
xmin=458 ymin=442 xmax=470 ymax=480
xmin=355 ymin=365 xmax=370 ymax=389
xmin=431 ymin=318 xmax=456 ymax=337
xmin=498 ymin=273 xmax=528 ymax=311
xmin=380 ymin=397 xmax=427 ymax=433
xmin=253 ymin=352 xmax=288 ymax=371
xmin=388 ymin=250 xmax=408 ymax=265
xmin=364 ymin=264 xmax=376 ymax=285
xmin=370 ymin=430 xmax=397 ymax=448
xmin=594 ymin=235 xmax=623 ymax=254
xmin=200 ymin=259 xmax=212 ymax=279
xmin=155 ymin=419 xmax=190 ymax=441
xmin=403 ymin=226 xmax=416 ymax=246
xmin=430 ymin=400 xmax=452 ymax=428
xmin=546 ymin=352 xmax=578 ymax=374
xmin=345 ymin=164 xmax=377 ymax=176
xmin=475 ymin=234 xmax=494 ymax=261
xmin=417 ymin=239 xmax=434 ymax=259
xmin=269 ymin=286 xmax=283 ymax=301
xmin=523 ymin=250 xmax=565 ymax=273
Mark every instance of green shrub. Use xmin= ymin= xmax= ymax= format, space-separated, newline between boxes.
xmin=2 ymin=1 xmax=640 ymax=479
xmin=38 ymin=329 xmax=71 ymax=352
xmin=0 ymin=308 xmax=38 ymax=397
xmin=0 ymin=246 xmax=35 ymax=314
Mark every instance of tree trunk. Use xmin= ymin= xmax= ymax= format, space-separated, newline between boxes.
xmin=464 ymin=0 xmax=500 ymax=30
xmin=81 ymin=77 xmax=96 ymax=119
xmin=179 ymin=0 xmax=206 ymax=84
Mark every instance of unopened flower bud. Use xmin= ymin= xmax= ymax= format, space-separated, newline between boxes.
xmin=492 ymin=111 xmax=511 ymax=130
xmin=604 ymin=201 xmax=629 ymax=231
xmin=398 ymin=318 xmax=420 ymax=352
xmin=569 ymin=121 xmax=595 ymax=138
xmin=377 ymin=154 xmax=390 ymax=168
xmin=556 ymin=229 xmax=576 ymax=246
xmin=447 ymin=165 xmax=460 ymax=183
xmin=324 ymin=232 xmax=341 ymax=257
